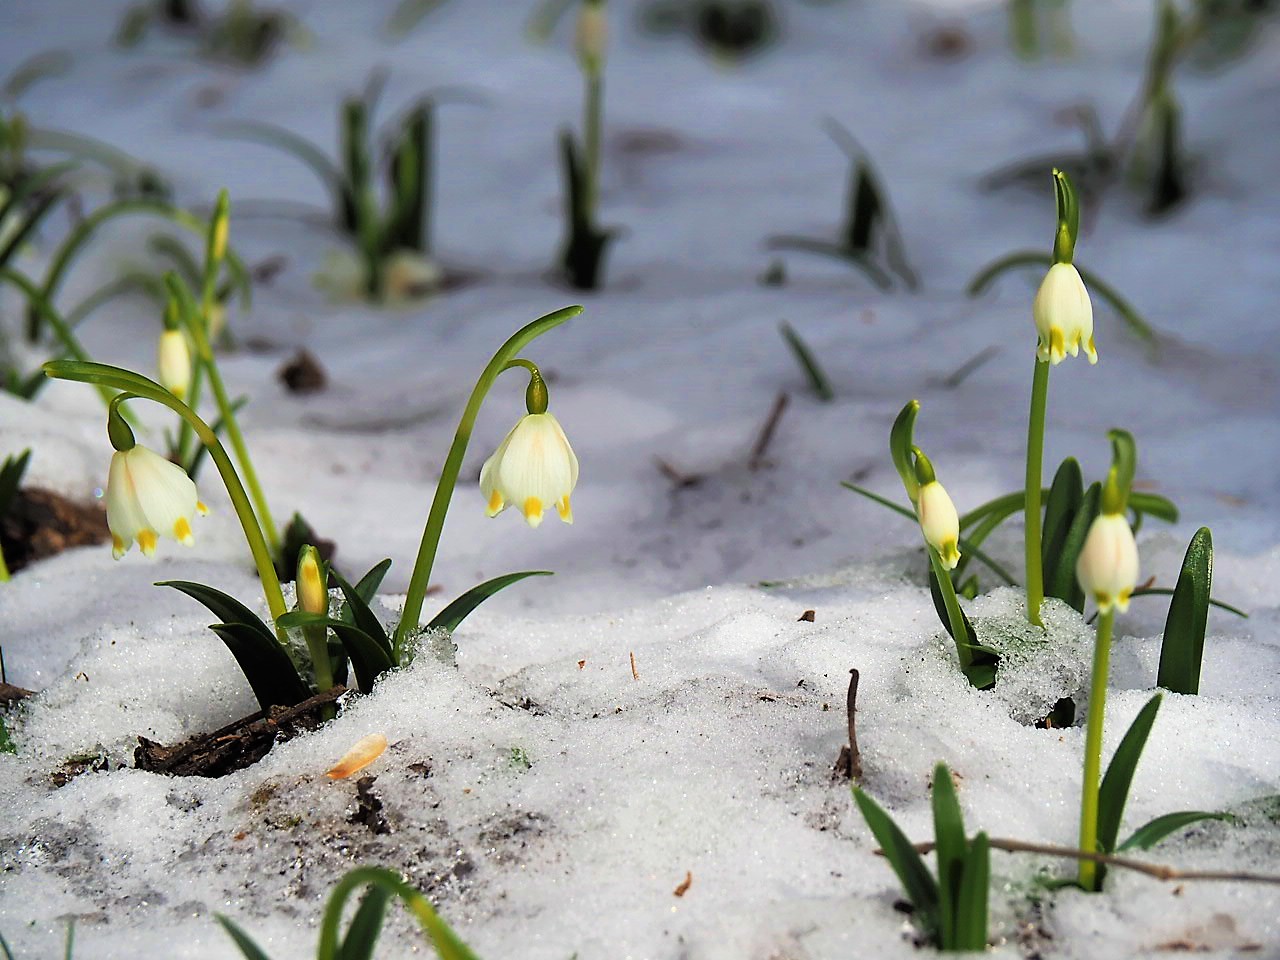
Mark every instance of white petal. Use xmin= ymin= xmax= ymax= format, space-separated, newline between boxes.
xmin=494 ymin=414 xmax=577 ymax=508
xmin=106 ymin=450 xmax=150 ymax=546
xmin=124 ymin=446 xmax=199 ymax=543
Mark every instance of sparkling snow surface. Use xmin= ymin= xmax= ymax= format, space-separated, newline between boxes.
xmin=2 ymin=1 xmax=1279 ymax=957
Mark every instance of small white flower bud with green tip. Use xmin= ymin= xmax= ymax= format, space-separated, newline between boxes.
xmin=1076 ymin=512 xmax=1139 ymax=614
xmin=157 ymin=329 xmax=192 ymax=399
xmin=1034 ymin=262 xmax=1096 ymax=365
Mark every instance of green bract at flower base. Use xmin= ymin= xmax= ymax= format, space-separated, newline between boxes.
xmin=854 ymin=763 xmax=990 ymax=951
xmin=218 ymin=866 xmax=481 ymax=960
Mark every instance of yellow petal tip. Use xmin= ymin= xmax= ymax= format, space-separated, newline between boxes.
xmin=326 ymin=733 xmax=388 ymax=779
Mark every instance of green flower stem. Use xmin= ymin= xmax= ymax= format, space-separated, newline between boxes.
xmin=184 ymin=307 xmax=281 ymax=557
xmin=928 ymin=544 xmax=972 ymax=670
xmin=1078 ymin=608 xmax=1115 ymax=891
xmin=394 ymin=304 xmax=582 ymax=653
xmin=44 ymin=360 xmax=288 ymax=629
xmin=583 ymin=70 xmax=602 ymax=221
xmin=1024 ymin=358 xmax=1050 ymax=626
xmin=0 ymin=540 xmax=10 ymax=582
xmin=303 ymin=624 xmax=334 ymax=696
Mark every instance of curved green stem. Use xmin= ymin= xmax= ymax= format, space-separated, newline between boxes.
xmin=394 ymin=305 xmax=583 ymax=652
xmin=183 ymin=283 xmax=280 ymax=555
xmin=928 ymin=544 xmax=971 ymax=669
xmin=44 ymin=361 xmax=287 ymax=626
xmin=1025 ymin=358 xmax=1050 ymax=626
xmin=316 ymin=867 xmax=479 ymax=960
xmin=966 ymin=250 xmax=1156 ymax=345
xmin=1078 ymin=608 xmax=1115 ymax=891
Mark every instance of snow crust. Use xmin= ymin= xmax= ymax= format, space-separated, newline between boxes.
xmin=2 ymin=0 xmax=1279 ymax=957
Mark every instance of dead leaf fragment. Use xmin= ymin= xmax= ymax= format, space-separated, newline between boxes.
xmin=326 ymin=733 xmax=388 ymax=779
xmin=674 ymin=871 xmax=693 ymax=897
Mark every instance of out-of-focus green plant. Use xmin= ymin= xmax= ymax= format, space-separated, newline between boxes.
xmin=116 ymin=0 xmax=304 ymax=67
xmin=218 ymin=866 xmax=482 ymax=960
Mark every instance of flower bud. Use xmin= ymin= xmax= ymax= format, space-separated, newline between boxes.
xmin=157 ymin=330 xmax=192 ymax=399
xmin=296 ymin=545 xmax=328 ymax=616
xmin=916 ymin=480 xmax=961 ymax=570
xmin=576 ymin=0 xmax=607 ymax=73
xmin=1075 ymin=512 xmax=1139 ymax=614
xmin=1033 ymin=262 xmax=1096 ymax=366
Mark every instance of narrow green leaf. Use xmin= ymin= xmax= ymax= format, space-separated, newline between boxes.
xmin=845 ymin=161 xmax=881 ymax=254
xmin=1097 ymin=693 xmax=1163 ymax=855
xmin=159 ymin=580 xmax=275 ymax=642
xmin=0 ymin=449 xmax=32 ymax=519
xmin=207 ymin=623 xmax=312 ymax=709
xmin=428 ymin=572 xmax=553 ymax=634
xmin=278 ymin=614 xmax=395 ymax=693
xmin=953 ymin=832 xmax=990 ymax=951
xmin=1116 ymin=810 xmax=1235 ymax=853
xmin=0 ymin=928 xmax=15 ymax=960
xmin=352 ymin=558 xmax=393 ymax=607
xmin=1041 ymin=457 xmax=1083 ymax=575
xmin=1128 ymin=491 xmax=1178 ymax=524
xmin=219 ymin=120 xmax=346 ymax=203
xmin=330 ymin=569 xmax=393 ymax=657
xmin=1126 ymin=587 xmax=1245 ymax=619
xmin=1157 ymin=527 xmax=1213 ymax=695
xmin=0 ymin=715 xmax=15 ymax=755
xmin=339 ymin=885 xmax=393 ymax=960
xmin=852 ymin=788 xmax=940 ymax=938
xmin=216 ymin=915 xmax=276 ymax=960
xmin=1045 ymin=481 xmax=1100 ymax=612
xmin=930 ymin=762 xmax=966 ymax=947
xmin=778 ymin=321 xmax=834 ymax=401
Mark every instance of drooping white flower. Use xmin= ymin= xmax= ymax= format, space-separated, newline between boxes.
xmin=105 ymin=444 xmax=207 ymax=559
xmin=1076 ymin=512 xmax=1139 ymax=614
xmin=916 ymin=480 xmax=961 ymax=570
xmin=1033 ymin=262 xmax=1096 ymax=365
xmin=576 ymin=0 xmax=608 ymax=70
xmin=157 ymin=330 xmax=192 ymax=399
xmin=480 ymin=412 xmax=578 ymax=528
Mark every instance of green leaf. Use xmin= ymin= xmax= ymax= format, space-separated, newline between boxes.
xmin=216 ymin=915 xmax=275 ymax=960
xmin=953 ymin=832 xmax=990 ymax=951
xmin=889 ymin=400 xmax=920 ymax=503
xmin=930 ymin=762 xmax=966 ymax=947
xmin=1116 ymin=810 xmax=1236 ymax=853
xmin=0 ymin=449 xmax=32 ymax=520
xmin=0 ymin=715 xmax=15 ymax=755
xmin=852 ymin=787 xmax=940 ymax=939
xmin=428 ymin=571 xmax=553 ymax=634
xmin=778 ymin=321 xmax=834 ymax=402
xmin=1097 ymin=693 xmax=1163 ymax=857
xmin=385 ymin=103 xmax=431 ymax=255
xmin=330 ymin=569 xmax=392 ymax=657
xmin=218 ymin=119 xmax=346 ymax=205
xmin=207 ymin=623 xmax=312 ymax=710
xmin=278 ymin=613 xmax=394 ymax=693
xmin=1157 ymin=527 xmax=1213 ymax=695
xmin=352 ymin=558 xmax=393 ymax=608
xmin=1041 ymin=457 xmax=1083 ymax=575
xmin=1128 ymin=491 xmax=1178 ymax=524
xmin=339 ymin=884 xmax=393 ymax=960
xmin=1044 ymin=481 xmax=1100 ymax=613
xmin=159 ymin=580 xmax=309 ymax=709
xmin=1106 ymin=429 xmax=1137 ymax=510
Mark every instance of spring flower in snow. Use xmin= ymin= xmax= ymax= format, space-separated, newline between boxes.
xmin=480 ymin=412 xmax=578 ymax=528
xmin=297 ymin=545 xmax=329 ymax=616
xmin=106 ymin=444 xmax=207 ymax=559
xmin=1076 ymin=511 xmax=1139 ymax=614
xmin=916 ymin=479 xmax=961 ymax=570
xmin=1033 ymin=262 xmax=1096 ymax=365
xmin=576 ymin=0 xmax=608 ymax=72
xmin=157 ymin=329 xmax=192 ymax=399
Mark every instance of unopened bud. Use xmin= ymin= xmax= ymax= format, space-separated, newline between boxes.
xmin=157 ymin=330 xmax=192 ymax=400
xmin=576 ymin=0 xmax=607 ymax=72
xmin=297 ymin=545 xmax=329 ymax=616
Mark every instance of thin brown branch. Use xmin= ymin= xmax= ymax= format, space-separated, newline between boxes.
xmin=832 ymin=668 xmax=862 ymax=782
xmin=749 ymin=391 xmax=789 ymax=471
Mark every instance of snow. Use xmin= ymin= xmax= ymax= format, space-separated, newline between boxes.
xmin=2 ymin=0 xmax=1279 ymax=957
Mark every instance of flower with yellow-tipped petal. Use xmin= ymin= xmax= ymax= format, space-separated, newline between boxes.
xmin=480 ymin=412 xmax=578 ymax=528
xmin=157 ymin=330 xmax=192 ymax=400
xmin=916 ymin=479 xmax=961 ymax=570
xmin=1033 ymin=262 xmax=1096 ymax=365
xmin=1075 ymin=512 xmax=1139 ymax=614
xmin=106 ymin=444 xmax=208 ymax=559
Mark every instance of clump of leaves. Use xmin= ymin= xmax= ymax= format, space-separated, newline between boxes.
xmin=117 ymin=0 xmax=302 ymax=67
xmin=854 ymin=763 xmax=990 ymax=951
xmin=768 ymin=119 xmax=917 ymax=292
xmin=638 ymin=0 xmax=781 ymax=61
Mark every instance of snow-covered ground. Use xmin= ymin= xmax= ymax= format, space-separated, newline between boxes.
xmin=2 ymin=1 xmax=1278 ymax=957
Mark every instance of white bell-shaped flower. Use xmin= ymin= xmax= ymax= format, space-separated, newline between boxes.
xmin=480 ymin=412 xmax=578 ymax=528
xmin=1075 ymin=512 xmax=1139 ymax=614
xmin=916 ymin=480 xmax=961 ymax=570
xmin=157 ymin=330 xmax=192 ymax=400
xmin=1033 ymin=262 xmax=1097 ymax=365
xmin=106 ymin=444 xmax=207 ymax=558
